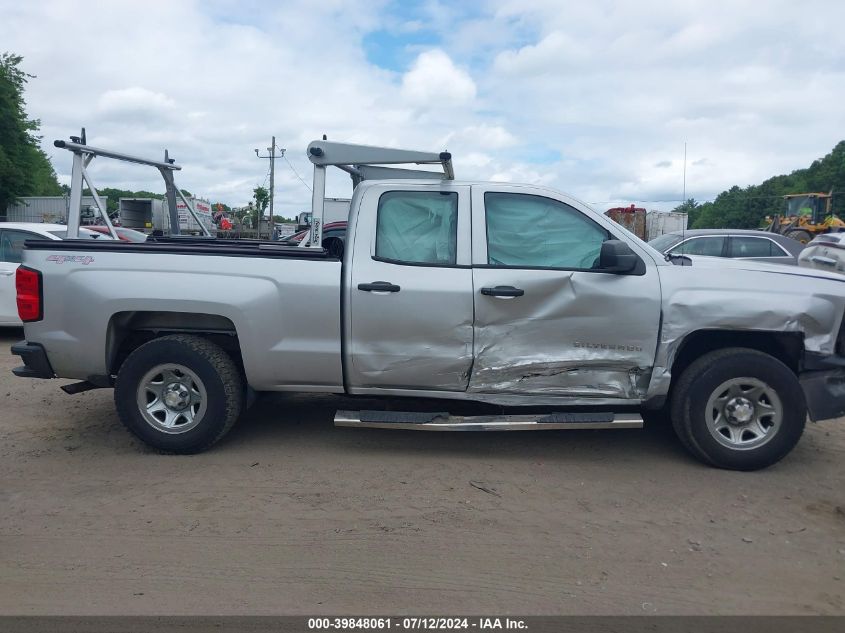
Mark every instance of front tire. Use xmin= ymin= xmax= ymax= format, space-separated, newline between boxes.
xmin=115 ymin=334 xmax=243 ymax=453
xmin=670 ymin=348 xmax=806 ymax=470
xmin=785 ymin=229 xmax=813 ymax=244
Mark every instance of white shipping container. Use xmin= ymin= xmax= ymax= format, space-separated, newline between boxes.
xmin=119 ymin=196 xmax=215 ymax=234
xmin=646 ymin=211 xmax=688 ymax=240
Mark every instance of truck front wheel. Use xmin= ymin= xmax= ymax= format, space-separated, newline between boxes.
xmin=114 ymin=334 xmax=243 ymax=453
xmin=670 ymin=348 xmax=806 ymax=470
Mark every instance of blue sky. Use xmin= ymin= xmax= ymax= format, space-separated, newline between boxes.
xmin=2 ymin=0 xmax=844 ymax=215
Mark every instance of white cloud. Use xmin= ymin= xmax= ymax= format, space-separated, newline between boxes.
xmin=401 ymin=49 xmax=476 ymax=106
xmin=97 ymin=87 xmax=177 ymax=121
xmin=439 ymin=124 xmax=517 ymax=151
xmin=0 ymin=0 xmax=843 ymax=216
xmin=494 ymin=31 xmax=588 ymax=75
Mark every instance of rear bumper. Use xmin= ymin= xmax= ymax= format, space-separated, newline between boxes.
xmin=11 ymin=341 xmax=54 ymax=379
xmin=800 ymin=353 xmax=845 ymax=422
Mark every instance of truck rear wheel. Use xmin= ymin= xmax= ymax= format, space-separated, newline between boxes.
xmin=670 ymin=348 xmax=806 ymax=470
xmin=114 ymin=334 xmax=243 ymax=453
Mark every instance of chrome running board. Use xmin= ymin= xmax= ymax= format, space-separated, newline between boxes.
xmin=334 ymin=410 xmax=643 ymax=431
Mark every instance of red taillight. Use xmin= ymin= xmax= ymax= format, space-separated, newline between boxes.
xmin=16 ymin=266 xmax=42 ymax=322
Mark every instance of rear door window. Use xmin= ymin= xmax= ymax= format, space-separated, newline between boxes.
xmin=375 ymin=191 xmax=458 ymax=265
xmin=730 ymin=236 xmax=786 ymax=258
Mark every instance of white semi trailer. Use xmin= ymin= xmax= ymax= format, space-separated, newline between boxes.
xmin=119 ymin=196 xmax=215 ymax=235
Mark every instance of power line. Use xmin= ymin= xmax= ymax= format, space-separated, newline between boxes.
xmin=589 ymin=191 xmax=845 ymax=206
xmin=284 ymin=154 xmax=312 ymax=192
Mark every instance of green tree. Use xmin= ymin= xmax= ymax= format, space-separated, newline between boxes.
xmin=692 ymin=141 xmax=845 ymax=228
xmin=0 ymin=52 xmax=62 ymax=215
xmin=252 ymin=185 xmax=269 ymax=228
xmin=672 ymin=198 xmax=700 ymax=227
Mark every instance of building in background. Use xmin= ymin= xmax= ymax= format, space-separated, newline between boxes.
xmin=3 ymin=196 xmax=108 ymax=224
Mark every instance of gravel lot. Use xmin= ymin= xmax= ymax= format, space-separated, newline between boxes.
xmin=1 ymin=327 xmax=844 ymax=615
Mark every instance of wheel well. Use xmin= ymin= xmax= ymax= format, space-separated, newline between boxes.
xmin=671 ymin=330 xmax=804 ymax=381
xmin=107 ymin=311 xmax=244 ymax=377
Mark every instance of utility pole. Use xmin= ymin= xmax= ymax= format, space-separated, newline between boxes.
xmin=255 ymin=138 xmax=285 ymax=240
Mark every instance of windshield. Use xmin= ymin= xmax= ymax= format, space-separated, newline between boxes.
xmin=648 ymin=233 xmax=684 ymax=253
xmin=786 ymin=196 xmax=816 ymax=217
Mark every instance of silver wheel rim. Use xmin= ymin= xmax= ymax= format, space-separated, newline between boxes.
xmin=705 ymin=377 xmax=782 ymax=450
xmin=136 ymin=363 xmax=207 ymax=434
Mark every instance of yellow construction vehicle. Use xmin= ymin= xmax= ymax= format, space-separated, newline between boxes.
xmin=764 ymin=192 xmax=845 ymax=243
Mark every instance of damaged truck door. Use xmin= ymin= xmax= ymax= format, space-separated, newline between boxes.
xmin=468 ymin=186 xmax=661 ymax=399
xmin=346 ymin=184 xmax=474 ymax=391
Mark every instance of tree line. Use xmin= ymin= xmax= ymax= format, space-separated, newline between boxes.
xmin=0 ymin=53 xmax=62 ymax=214
xmin=676 ymin=141 xmax=845 ymax=228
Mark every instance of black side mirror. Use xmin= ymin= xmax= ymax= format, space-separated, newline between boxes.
xmin=599 ymin=240 xmax=639 ymax=273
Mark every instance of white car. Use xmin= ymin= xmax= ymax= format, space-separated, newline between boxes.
xmin=0 ymin=223 xmax=113 ymax=326
xmin=798 ymin=233 xmax=845 ymax=275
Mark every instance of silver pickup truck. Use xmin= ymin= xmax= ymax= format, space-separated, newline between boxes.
xmin=11 ymin=139 xmax=845 ymax=470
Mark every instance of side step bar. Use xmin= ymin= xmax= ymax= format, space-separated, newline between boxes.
xmin=334 ymin=410 xmax=643 ymax=431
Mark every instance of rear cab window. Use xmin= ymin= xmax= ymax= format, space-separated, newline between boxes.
xmin=375 ymin=191 xmax=459 ymax=265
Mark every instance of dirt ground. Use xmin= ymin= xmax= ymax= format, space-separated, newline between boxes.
xmin=1 ymin=328 xmax=844 ymax=616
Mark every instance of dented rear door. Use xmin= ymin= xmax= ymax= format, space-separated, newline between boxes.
xmin=346 ymin=183 xmax=474 ymax=391
xmin=469 ymin=185 xmax=661 ymax=399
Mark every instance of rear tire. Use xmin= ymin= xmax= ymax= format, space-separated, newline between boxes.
xmin=114 ymin=334 xmax=243 ymax=453
xmin=670 ymin=347 xmax=806 ymax=470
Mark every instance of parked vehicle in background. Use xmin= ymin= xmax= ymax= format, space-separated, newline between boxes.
xmin=279 ymin=221 xmax=347 ymax=258
xmin=764 ymin=192 xmax=845 ymax=243
xmin=648 ymin=229 xmax=804 ymax=265
xmin=798 ymin=233 xmax=845 ymax=275
xmin=0 ymin=223 xmax=113 ymax=326
xmin=11 ymin=140 xmax=845 ymax=471
xmin=295 ymin=198 xmax=351 ymax=230
xmin=86 ymin=225 xmax=148 ymax=242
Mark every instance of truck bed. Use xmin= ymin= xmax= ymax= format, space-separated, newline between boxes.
xmin=29 ymin=236 xmax=333 ymax=260
xmin=20 ymin=238 xmax=344 ymax=391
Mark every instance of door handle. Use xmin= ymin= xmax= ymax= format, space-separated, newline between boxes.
xmin=0 ymin=270 xmax=14 ymax=277
xmin=810 ymin=255 xmax=837 ymax=267
xmin=481 ymin=285 xmax=525 ymax=297
xmin=358 ymin=281 xmax=401 ymax=293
